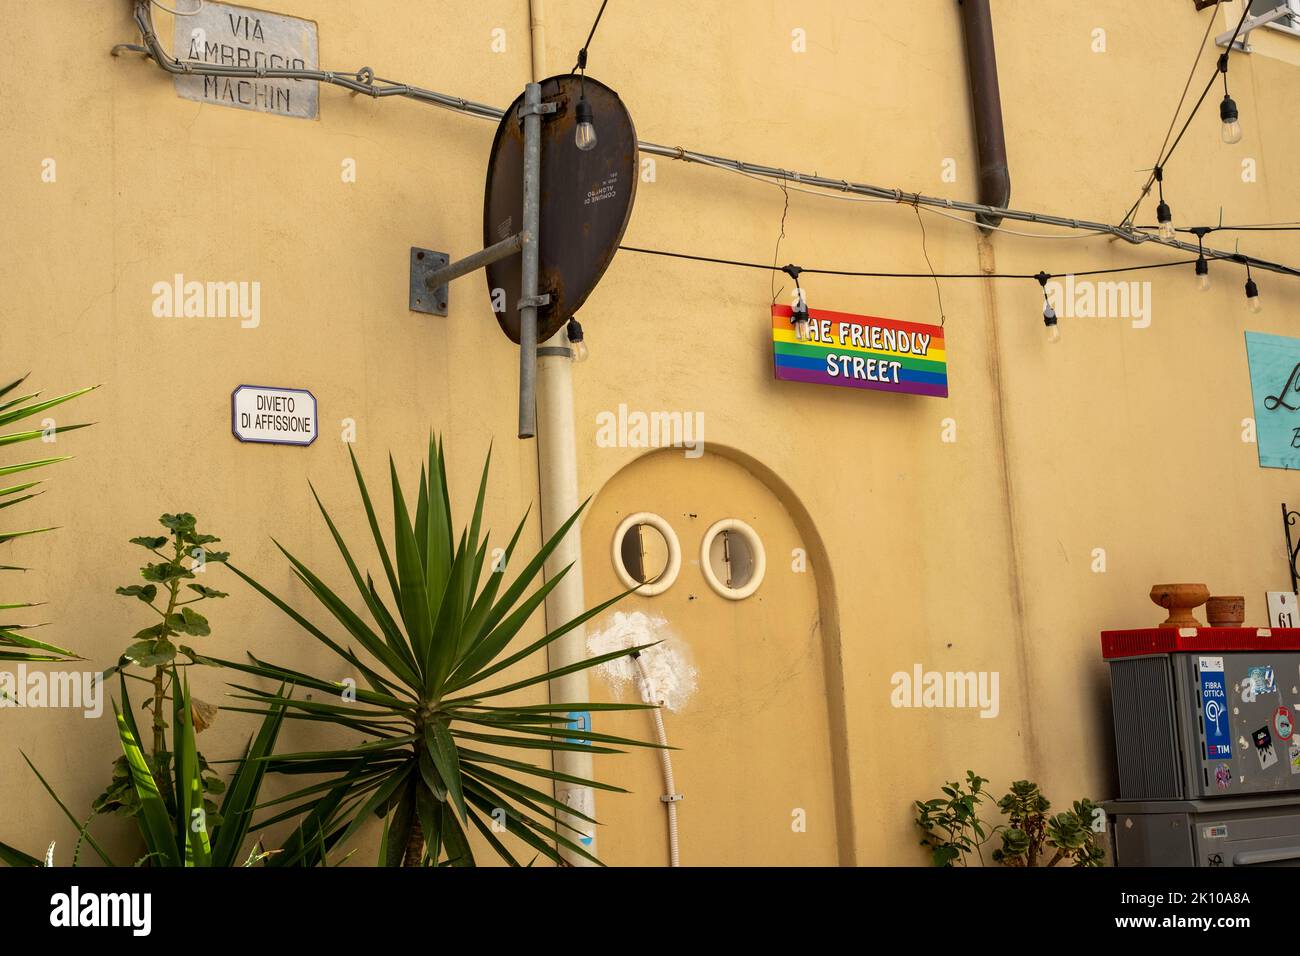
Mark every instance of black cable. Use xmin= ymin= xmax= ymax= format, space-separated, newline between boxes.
xmin=1151 ymin=224 xmax=1300 ymax=233
xmin=1121 ymin=0 xmax=1250 ymax=226
xmin=1153 ymin=5 xmax=1249 ymax=174
xmin=572 ymin=0 xmax=611 ymax=73
xmin=618 ymin=245 xmax=1198 ymax=281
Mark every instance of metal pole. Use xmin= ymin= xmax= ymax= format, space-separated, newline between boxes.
xmin=518 ymin=82 xmax=543 ymax=439
xmin=422 ymin=232 xmax=524 ymax=292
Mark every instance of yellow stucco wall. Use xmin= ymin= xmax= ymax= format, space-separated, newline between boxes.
xmin=4 ymin=0 xmax=1300 ymax=866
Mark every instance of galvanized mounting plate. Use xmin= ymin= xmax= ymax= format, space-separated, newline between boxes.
xmin=409 ymin=248 xmax=449 ymax=316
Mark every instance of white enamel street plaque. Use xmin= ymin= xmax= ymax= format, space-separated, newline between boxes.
xmin=232 ymin=385 xmax=317 ymax=446
xmin=173 ymin=3 xmax=319 ymax=120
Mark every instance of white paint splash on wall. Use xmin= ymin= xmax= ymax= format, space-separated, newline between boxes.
xmin=586 ymin=611 xmax=698 ymax=713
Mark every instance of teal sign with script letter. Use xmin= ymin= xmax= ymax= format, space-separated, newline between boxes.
xmin=1246 ymin=331 xmax=1300 ymax=469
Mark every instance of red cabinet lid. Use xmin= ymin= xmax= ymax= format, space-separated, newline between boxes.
xmin=1102 ymin=627 xmax=1300 ymax=659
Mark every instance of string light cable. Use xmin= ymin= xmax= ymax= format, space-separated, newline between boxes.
xmin=1121 ymin=0 xmax=1222 ymax=226
xmin=617 ymin=244 xmax=1198 ymax=281
xmin=1121 ymin=0 xmax=1251 ymax=227
xmin=113 ymin=0 xmax=1300 ymax=284
xmin=570 ymin=1 xmax=611 ymax=152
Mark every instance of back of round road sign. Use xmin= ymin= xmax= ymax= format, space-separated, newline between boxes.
xmin=483 ymin=74 xmax=638 ymax=344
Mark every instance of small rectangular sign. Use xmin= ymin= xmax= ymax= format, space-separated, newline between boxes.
xmin=1245 ymin=331 xmax=1300 ymax=469
xmin=1268 ymin=591 xmax=1299 ymax=628
xmin=173 ymin=2 xmax=319 ymax=120
xmin=772 ymin=305 xmax=948 ymax=398
xmin=232 ymin=385 xmax=317 ymax=446
xmin=1199 ymin=657 xmax=1232 ymax=760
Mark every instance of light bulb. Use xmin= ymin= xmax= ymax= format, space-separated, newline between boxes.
xmin=574 ymin=98 xmax=597 ymax=152
xmin=1246 ymin=278 xmax=1262 ymax=314
xmin=1220 ymin=94 xmax=1242 ymax=145
xmin=1196 ymin=257 xmax=1210 ymax=292
xmin=791 ymin=291 xmax=810 ymax=340
xmin=1156 ymin=200 xmax=1175 ymax=241
xmin=1044 ymin=305 xmax=1060 ymax=344
xmin=566 ymin=319 xmax=588 ymax=361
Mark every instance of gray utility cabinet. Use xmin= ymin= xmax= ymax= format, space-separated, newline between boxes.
xmin=1101 ymin=627 xmax=1300 ymax=866
xmin=1100 ymin=795 xmax=1300 ymax=868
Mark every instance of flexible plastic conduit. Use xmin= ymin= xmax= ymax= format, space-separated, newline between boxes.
xmin=632 ymin=651 xmax=681 ymax=867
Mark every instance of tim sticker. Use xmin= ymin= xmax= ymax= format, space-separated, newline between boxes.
xmin=1199 ymin=657 xmax=1232 ymax=760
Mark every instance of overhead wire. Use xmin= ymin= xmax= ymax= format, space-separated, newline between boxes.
xmin=1121 ymin=0 xmax=1252 ymax=226
xmin=617 ymin=245 xmax=1199 ymax=282
xmin=1121 ymin=0 xmax=1223 ymax=225
xmin=116 ymin=0 xmax=1300 ymax=283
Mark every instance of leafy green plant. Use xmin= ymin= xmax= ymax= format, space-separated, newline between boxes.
xmin=201 ymin=439 xmax=658 ymax=867
xmin=991 ymin=780 xmax=1105 ymax=867
xmin=918 ymin=774 xmax=1106 ymax=867
xmin=94 ymin=514 xmax=230 ymax=827
xmin=991 ymin=779 xmax=1049 ymax=866
xmin=0 ymin=373 xmax=96 ymax=663
xmin=914 ymin=770 xmax=994 ymax=866
xmin=0 ymin=670 xmax=348 ymax=868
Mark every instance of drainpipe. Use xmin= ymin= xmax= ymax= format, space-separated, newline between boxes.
xmin=527 ymin=0 xmax=598 ymax=867
xmin=957 ymin=0 xmax=1011 ymax=229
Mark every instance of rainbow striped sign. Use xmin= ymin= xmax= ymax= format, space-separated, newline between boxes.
xmin=772 ymin=304 xmax=948 ymax=398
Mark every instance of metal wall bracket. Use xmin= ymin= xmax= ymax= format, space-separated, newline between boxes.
xmin=517 ymin=101 xmax=557 ymax=119
xmin=1216 ymin=4 xmax=1293 ymax=51
xmin=409 ymin=247 xmax=449 ymax=316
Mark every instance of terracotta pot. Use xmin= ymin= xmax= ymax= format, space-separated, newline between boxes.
xmin=1206 ymin=594 xmax=1246 ymax=627
xmin=1149 ymin=583 xmax=1210 ymax=628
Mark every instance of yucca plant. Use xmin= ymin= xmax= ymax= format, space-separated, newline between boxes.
xmin=200 ymin=438 xmax=658 ymax=867
xmin=1 ymin=373 xmax=97 ymax=663
xmin=0 ymin=670 xmax=351 ymax=868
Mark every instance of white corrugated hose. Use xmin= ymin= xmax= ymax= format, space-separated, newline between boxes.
xmin=633 ymin=652 xmax=681 ymax=867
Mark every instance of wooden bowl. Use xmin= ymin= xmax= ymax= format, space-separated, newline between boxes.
xmin=1150 ymin=583 xmax=1210 ymax=628
xmin=1206 ymin=595 xmax=1246 ymax=628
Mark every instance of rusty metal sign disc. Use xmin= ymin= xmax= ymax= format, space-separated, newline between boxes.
xmin=483 ymin=74 xmax=638 ymax=344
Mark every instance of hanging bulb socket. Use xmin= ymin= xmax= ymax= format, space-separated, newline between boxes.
xmin=1191 ymin=229 xmax=1211 ymax=292
xmin=574 ymin=96 xmax=597 ymax=152
xmin=566 ymin=317 xmax=589 ymax=362
xmin=1220 ymin=93 xmax=1242 ymax=144
xmin=1036 ymin=271 xmax=1060 ymax=344
xmin=1156 ymin=200 xmax=1174 ymax=241
xmin=783 ymin=264 xmax=811 ymax=340
xmin=1153 ymin=166 xmax=1175 ymax=240
xmin=1043 ymin=306 xmax=1060 ymax=344
xmin=1245 ymin=275 xmax=1262 ymax=314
